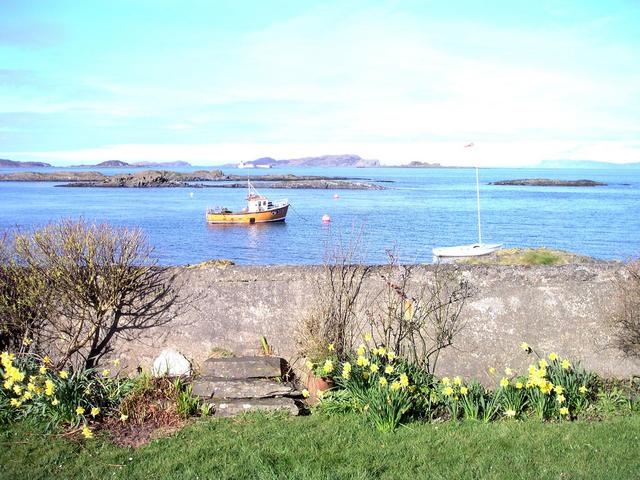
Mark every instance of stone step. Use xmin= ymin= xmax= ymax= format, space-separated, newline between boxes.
xmin=192 ymin=377 xmax=295 ymax=399
xmin=211 ymin=397 xmax=300 ymax=417
xmin=200 ymin=356 xmax=285 ymax=379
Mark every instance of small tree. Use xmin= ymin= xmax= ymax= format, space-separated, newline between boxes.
xmin=612 ymin=260 xmax=640 ymax=358
xmin=14 ymin=219 xmax=181 ymax=369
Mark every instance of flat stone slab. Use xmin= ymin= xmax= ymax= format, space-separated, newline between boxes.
xmin=212 ymin=397 xmax=300 ymax=417
xmin=200 ymin=356 xmax=284 ymax=379
xmin=192 ymin=378 xmax=294 ymax=399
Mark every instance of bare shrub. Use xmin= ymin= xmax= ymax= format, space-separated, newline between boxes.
xmin=0 ymin=233 xmax=53 ymax=352
xmin=13 ymin=219 xmax=182 ymax=369
xmin=367 ymin=250 xmax=474 ymax=373
xmin=296 ymin=226 xmax=371 ymax=361
xmin=612 ymin=260 xmax=640 ymax=358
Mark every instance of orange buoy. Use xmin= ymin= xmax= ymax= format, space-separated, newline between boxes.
xmin=322 ymin=214 xmax=331 ymax=223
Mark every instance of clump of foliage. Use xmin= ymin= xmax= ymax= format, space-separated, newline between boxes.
xmin=0 ymin=351 xmax=135 ymax=435
xmin=0 ymin=219 xmax=183 ymax=370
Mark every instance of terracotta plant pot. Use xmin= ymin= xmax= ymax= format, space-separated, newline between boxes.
xmin=305 ymin=371 xmax=334 ymax=405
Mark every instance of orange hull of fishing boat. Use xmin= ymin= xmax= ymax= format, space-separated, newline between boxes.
xmin=206 ymin=205 xmax=288 ymax=224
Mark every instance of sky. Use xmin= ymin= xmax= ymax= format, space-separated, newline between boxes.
xmin=1 ymin=0 xmax=639 ymax=167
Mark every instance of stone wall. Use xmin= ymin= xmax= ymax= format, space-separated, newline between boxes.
xmin=113 ymin=263 xmax=640 ymax=380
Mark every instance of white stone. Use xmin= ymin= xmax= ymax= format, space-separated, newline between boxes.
xmin=151 ymin=349 xmax=191 ymax=377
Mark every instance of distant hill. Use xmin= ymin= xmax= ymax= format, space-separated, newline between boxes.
xmin=538 ymin=160 xmax=640 ymax=169
xmin=70 ymin=160 xmax=192 ymax=168
xmin=0 ymin=159 xmax=52 ymax=168
xmin=230 ymin=154 xmax=380 ymax=168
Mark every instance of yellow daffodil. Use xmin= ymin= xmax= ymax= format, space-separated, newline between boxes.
xmin=460 ymin=386 xmax=468 ymax=395
xmin=399 ymin=374 xmax=409 ymax=387
xmin=557 ymin=394 xmax=566 ymax=403
xmin=356 ymin=344 xmax=366 ymax=356
xmin=504 ymin=409 xmax=516 ymax=417
xmin=554 ymin=385 xmax=564 ymax=394
xmin=42 ymin=355 xmax=51 ymax=365
xmin=379 ymin=377 xmax=388 ymax=387
xmin=520 ymin=342 xmax=530 ymax=351
xmin=301 ymin=389 xmax=310 ymax=398
xmin=113 ymin=358 xmax=121 ymax=367
xmin=22 ymin=391 xmax=32 ymax=400
xmin=342 ymin=362 xmax=352 ymax=379
xmin=579 ymin=385 xmax=588 ymax=394
xmin=305 ymin=360 xmax=314 ymax=370
xmin=101 ymin=369 xmax=110 ymax=377
xmin=364 ymin=332 xmax=373 ymax=342
xmin=561 ymin=359 xmax=571 ymax=370
xmin=44 ymin=380 xmax=55 ymax=396
xmin=441 ymin=377 xmax=451 ymax=385
xmin=371 ymin=347 xmax=379 ymax=356
xmin=390 ymin=381 xmax=401 ymax=391
xmin=27 ymin=382 xmax=35 ymax=392
xmin=3 ymin=380 xmax=13 ymax=389
xmin=384 ymin=365 xmax=394 ymax=375
xmin=377 ymin=347 xmax=386 ymax=356
xmin=120 ymin=413 xmax=128 ymax=422
xmin=504 ymin=368 xmax=513 ymax=376
xmin=369 ymin=364 xmax=379 ymax=373
xmin=387 ymin=352 xmax=396 ymax=361
xmin=515 ymin=381 xmax=524 ymax=389
xmin=13 ymin=384 xmax=23 ymax=395
xmin=538 ymin=359 xmax=548 ymax=369
xmin=52 ymin=398 xmax=60 ymax=406
xmin=453 ymin=376 xmax=462 ymax=386
xmin=76 ymin=406 xmax=85 ymax=415
xmin=10 ymin=398 xmax=21 ymax=407
xmin=39 ymin=366 xmax=47 ymax=374
xmin=356 ymin=356 xmax=369 ymax=367
xmin=442 ymin=386 xmax=454 ymax=396
xmin=499 ymin=377 xmax=509 ymax=388
xmin=91 ymin=407 xmax=100 ymax=417
xmin=559 ymin=407 xmax=569 ymax=416
xmin=488 ymin=367 xmax=496 ymax=375
xmin=81 ymin=425 xmax=93 ymax=439
xmin=327 ymin=343 xmax=335 ymax=352
xmin=22 ymin=337 xmax=33 ymax=346
xmin=59 ymin=370 xmax=68 ymax=379
xmin=548 ymin=352 xmax=558 ymax=362
xmin=322 ymin=360 xmax=334 ymax=375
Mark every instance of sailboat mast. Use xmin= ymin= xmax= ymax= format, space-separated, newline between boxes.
xmin=475 ymin=166 xmax=482 ymax=245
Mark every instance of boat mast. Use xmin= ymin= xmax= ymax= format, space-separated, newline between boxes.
xmin=475 ymin=166 xmax=482 ymax=245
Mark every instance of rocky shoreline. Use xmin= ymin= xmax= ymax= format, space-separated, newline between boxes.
xmin=0 ymin=170 xmax=386 ymax=190
xmin=489 ymin=178 xmax=607 ymax=187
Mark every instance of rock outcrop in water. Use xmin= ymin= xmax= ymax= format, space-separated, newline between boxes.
xmin=0 ymin=169 xmax=385 ymax=190
xmin=489 ymin=178 xmax=606 ymax=187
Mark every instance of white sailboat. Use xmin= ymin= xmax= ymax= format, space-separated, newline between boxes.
xmin=432 ymin=144 xmax=502 ymax=259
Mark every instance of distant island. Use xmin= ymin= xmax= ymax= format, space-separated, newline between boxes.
xmin=70 ymin=160 xmax=192 ymax=168
xmin=490 ymin=179 xmax=607 ymax=187
xmin=537 ymin=160 xmax=640 ymax=169
xmin=0 ymin=170 xmax=386 ymax=190
xmin=228 ymin=154 xmax=380 ymax=168
xmin=399 ymin=161 xmax=443 ymax=168
xmin=0 ymin=159 xmax=53 ymax=168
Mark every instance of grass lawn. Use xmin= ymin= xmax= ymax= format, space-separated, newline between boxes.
xmin=1 ymin=413 xmax=639 ymax=480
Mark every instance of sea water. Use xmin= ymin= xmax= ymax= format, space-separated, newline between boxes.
xmin=0 ymin=166 xmax=638 ymax=265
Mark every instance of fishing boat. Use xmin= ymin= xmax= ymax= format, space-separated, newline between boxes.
xmin=432 ymin=143 xmax=502 ymax=259
xmin=206 ymin=180 xmax=289 ymax=224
